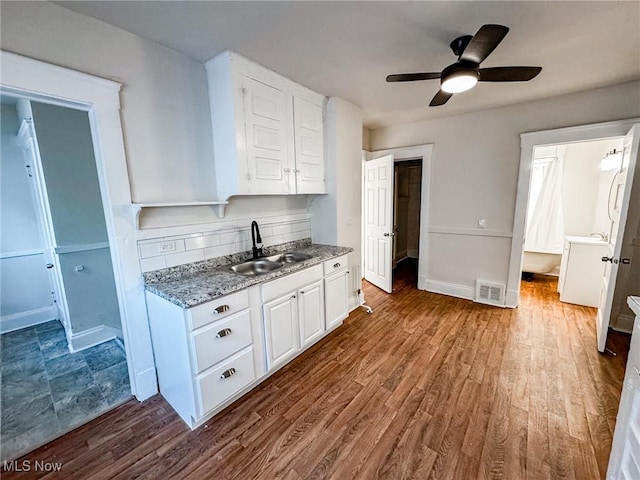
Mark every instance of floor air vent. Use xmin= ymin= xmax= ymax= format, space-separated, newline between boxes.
xmin=475 ymin=280 xmax=505 ymax=307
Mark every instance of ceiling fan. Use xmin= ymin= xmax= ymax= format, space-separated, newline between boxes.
xmin=386 ymin=24 xmax=542 ymax=107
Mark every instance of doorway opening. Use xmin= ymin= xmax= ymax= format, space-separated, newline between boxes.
xmin=520 ymin=138 xmax=624 ymax=304
xmin=1 ymin=95 xmax=131 ymax=461
xmin=508 ymin=119 xmax=640 ymax=354
xmin=393 ymin=159 xmax=423 ymax=288
xmin=363 ymin=144 xmax=432 ymax=295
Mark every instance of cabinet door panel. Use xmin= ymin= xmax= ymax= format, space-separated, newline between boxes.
xmin=243 ymin=77 xmax=291 ymax=194
xmin=294 ymin=96 xmax=325 ymax=194
xmin=298 ymin=280 xmax=325 ymax=347
xmin=263 ymin=293 xmax=299 ymax=369
xmin=325 ymin=270 xmax=349 ymax=330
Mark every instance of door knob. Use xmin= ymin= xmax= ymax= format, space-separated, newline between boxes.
xmin=383 ymin=232 xmax=396 ymax=237
xmin=46 ymin=263 xmax=54 ymax=269
xmin=601 ymin=257 xmax=613 ymax=263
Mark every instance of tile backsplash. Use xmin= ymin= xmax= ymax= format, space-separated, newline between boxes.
xmin=137 ymin=219 xmax=312 ymax=272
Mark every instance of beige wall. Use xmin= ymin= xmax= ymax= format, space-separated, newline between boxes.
xmin=370 ymin=81 xmax=640 ymax=295
xmin=311 ymin=97 xmax=363 ymax=307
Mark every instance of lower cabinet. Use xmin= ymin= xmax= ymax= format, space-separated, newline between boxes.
xmin=298 ymin=280 xmax=325 ymax=347
xmin=261 ymin=265 xmax=326 ymax=370
xmin=146 ymin=256 xmax=351 ymax=430
xmin=263 ymin=293 xmax=299 ymax=369
xmin=325 ymin=269 xmax=349 ymax=330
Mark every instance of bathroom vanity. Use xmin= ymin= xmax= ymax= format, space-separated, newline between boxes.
xmin=557 ymin=236 xmax=609 ymax=307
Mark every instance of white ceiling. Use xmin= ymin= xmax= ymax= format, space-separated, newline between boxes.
xmin=55 ymin=1 xmax=640 ymax=129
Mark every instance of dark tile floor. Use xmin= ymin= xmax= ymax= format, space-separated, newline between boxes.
xmin=0 ymin=320 xmax=131 ymax=461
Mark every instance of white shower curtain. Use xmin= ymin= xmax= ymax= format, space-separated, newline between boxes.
xmin=525 ymin=151 xmax=565 ymax=254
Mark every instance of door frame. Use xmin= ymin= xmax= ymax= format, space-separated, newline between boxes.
xmin=506 ymin=117 xmax=640 ymax=308
xmin=364 ymin=144 xmax=433 ymax=290
xmin=0 ymin=51 xmax=158 ymax=401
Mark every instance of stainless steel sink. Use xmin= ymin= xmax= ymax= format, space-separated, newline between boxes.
xmin=229 ymin=251 xmax=313 ymax=276
xmin=230 ymin=259 xmax=283 ymax=276
xmin=269 ymin=252 xmax=313 ymax=264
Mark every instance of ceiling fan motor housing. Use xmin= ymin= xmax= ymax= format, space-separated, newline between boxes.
xmin=450 ymin=35 xmax=473 ymax=56
xmin=441 ymin=61 xmax=480 ymax=89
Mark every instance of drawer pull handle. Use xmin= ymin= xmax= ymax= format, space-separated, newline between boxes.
xmin=213 ymin=305 xmax=230 ymax=315
xmin=216 ymin=328 xmax=232 ymax=338
xmin=220 ymin=368 xmax=236 ymax=379
xmin=334 ymin=262 xmax=341 ymax=268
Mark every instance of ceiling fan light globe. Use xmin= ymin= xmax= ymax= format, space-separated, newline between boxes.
xmin=441 ymin=73 xmax=478 ymax=93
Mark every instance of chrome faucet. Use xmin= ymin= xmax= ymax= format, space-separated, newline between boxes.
xmin=251 ymin=221 xmax=263 ymax=259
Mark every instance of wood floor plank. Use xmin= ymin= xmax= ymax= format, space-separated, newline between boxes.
xmin=2 ymin=266 xmax=630 ymax=480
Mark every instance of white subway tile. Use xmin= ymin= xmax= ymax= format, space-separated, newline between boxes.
xmin=282 ymin=232 xmax=298 ymax=243
xmin=291 ymin=221 xmax=310 ymax=232
xmin=139 ymin=256 xmax=167 ymax=273
xmin=185 ymin=234 xmax=220 ymax=250
xmin=204 ymin=243 xmax=238 ymax=259
xmin=263 ymin=234 xmax=284 ymax=247
xmin=163 ymin=233 xmax=203 ymax=241
xmin=272 ymin=223 xmax=292 ymax=235
xmin=258 ymin=226 xmax=273 ymax=237
xmin=139 ymin=239 xmax=186 ymax=259
xmin=165 ymin=249 xmax=205 ymax=268
xmin=220 ymin=230 xmax=247 ymax=245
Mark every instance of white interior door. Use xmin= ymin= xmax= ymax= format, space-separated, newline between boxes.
xmin=364 ymin=154 xmax=394 ymax=293
xmin=17 ymin=119 xmax=70 ymax=329
xmin=596 ymin=124 xmax=639 ymax=352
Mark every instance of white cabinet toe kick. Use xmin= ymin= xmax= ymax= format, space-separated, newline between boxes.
xmin=145 ymin=258 xmax=350 ymax=429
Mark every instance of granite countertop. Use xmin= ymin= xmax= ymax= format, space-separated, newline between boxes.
xmin=143 ymin=239 xmax=353 ymax=308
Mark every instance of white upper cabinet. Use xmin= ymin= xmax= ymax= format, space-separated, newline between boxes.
xmin=293 ymin=97 xmax=325 ymax=194
xmin=206 ymin=51 xmax=326 ymax=200
xmin=243 ymin=76 xmax=291 ymax=194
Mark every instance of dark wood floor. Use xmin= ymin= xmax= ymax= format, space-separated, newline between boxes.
xmin=2 ymin=261 xmax=630 ymax=479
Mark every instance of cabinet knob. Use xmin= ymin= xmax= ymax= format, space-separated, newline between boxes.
xmin=216 ymin=328 xmax=232 ymax=338
xmin=220 ymin=368 xmax=236 ymax=379
xmin=292 ymin=295 xmax=296 ymax=299
xmin=333 ymin=262 xmax=341 ymax=268
xmin=284 ymin=167 xmax=291 ymax=173
xmin=294 ymin=169 xmax=300 ymax=173
xmin=213 ymin=305 xmax=230 ymax=315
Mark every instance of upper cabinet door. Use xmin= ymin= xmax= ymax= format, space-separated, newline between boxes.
xmin=243 ymin=76 xmax=291 ymax=195
xmin=293 ymin=96 xmax=325 ymax=194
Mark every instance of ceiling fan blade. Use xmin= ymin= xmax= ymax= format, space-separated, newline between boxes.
xmin=386 ymin=72 xmax=441 ymax=82
xmin=479 ymin=66 xmax=542 ymax=82
xmin=429 ymin=90 xmax=453 ymax=107
xmin=459 ymin=24 xmax=509 ymax=64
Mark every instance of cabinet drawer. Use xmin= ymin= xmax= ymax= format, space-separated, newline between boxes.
xmin=324 ymin=255 xmax=348 ymax=275
xmin=188 ymin=289 xmax=249 ymax=330
xmin=196 ymin=348 xmax=256 ymax=416
xmin=191 ymin=310 xmax=253 ymax=374
xmin=262 ymin=264 xmax=323 ymax=302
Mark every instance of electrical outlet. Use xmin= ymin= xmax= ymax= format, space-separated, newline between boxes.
xmin=158 ymin=241 xmax=176 ymax=253
xmin=478 ymin=219 xmax=486 ymax=229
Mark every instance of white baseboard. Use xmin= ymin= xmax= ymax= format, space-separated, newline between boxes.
xmin=348 ymin=294 xmax=360 ymax=312
xmin=68 ymin=324 xmax=122 ymax=352
xmin=505 ymin=289 xmax=519 ymax=308
xmin=612 ymin=314 xmax=634 ymax=334
xmin=0 ymin=306 xmax=57 ymax=333
xmin=422 ymin=279 xmax=475 ymax=301
xmin=133 ymin=366 xmax=159 ymax=401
